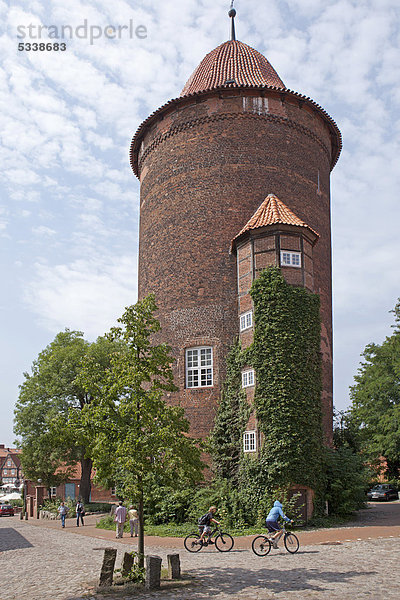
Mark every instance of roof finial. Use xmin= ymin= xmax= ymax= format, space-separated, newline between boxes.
xmin=228 ymin=1 xmax=236 ymax=41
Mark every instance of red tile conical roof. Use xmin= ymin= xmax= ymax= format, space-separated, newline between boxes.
xmin=181 ymin=40 xmax=285 ymax=96
xmin=231 ymin=194 xmax=319 ymax=250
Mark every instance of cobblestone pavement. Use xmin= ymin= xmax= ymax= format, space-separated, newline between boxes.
xmin=1 ymin=517 xmax=400 ymax=600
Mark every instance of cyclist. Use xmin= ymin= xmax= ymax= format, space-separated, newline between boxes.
xmin=198 ymin=506 xmax=220 ymax=545
xmin=265 ymin=500 xmax=293 ymax=548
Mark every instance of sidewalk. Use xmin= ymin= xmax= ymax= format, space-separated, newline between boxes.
xmin=18 ymin=500 xmax=400 ymax=549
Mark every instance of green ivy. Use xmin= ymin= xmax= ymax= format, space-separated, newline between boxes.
xmin=210 ymin=266 xmax=325 ymax=518
xmin=249 ymin=267 xmax=324 ymax=493
xmin=208 ymin=338 xmax=250 ymax=483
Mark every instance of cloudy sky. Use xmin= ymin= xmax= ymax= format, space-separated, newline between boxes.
xmin=1 ymin=0 xmax=399 ymax=447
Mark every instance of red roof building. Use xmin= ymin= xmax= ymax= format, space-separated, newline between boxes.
xmin=0 ymin=445 xmax=23 ymax=486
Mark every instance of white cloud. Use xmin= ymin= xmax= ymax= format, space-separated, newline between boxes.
xmin=25 ymin=255 xmax=138 ymax=338
xmin=32 ymin=225 xmax=57 ymax=236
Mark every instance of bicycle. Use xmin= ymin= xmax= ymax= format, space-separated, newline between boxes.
xmin=184 ymin=526 xmax=234 ymax=553
xmin=252 ymin=522 xmax=299 ymax=556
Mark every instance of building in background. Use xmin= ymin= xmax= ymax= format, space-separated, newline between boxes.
xmin=0 ymin=445 xmax=23 ymax=486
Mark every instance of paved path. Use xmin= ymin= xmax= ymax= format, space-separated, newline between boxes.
xmin=0 ymin=502 xmax=399 ymax=600
xmin=21 ymin=499 xmax=400 ymax=548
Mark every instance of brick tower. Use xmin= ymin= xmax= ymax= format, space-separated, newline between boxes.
xmin=130 ymin=9 xmax=341 ymax=445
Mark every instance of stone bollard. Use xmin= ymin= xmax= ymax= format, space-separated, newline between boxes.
xmin=167 ymin=554 xmax=181 ymax=580
xmin=145 ymin=555 xmax=162 ymax=590
xmin=121 ymin=551 xmax=134 ymax=577
xmin=99 ymin=548 xmax=117 ymax=587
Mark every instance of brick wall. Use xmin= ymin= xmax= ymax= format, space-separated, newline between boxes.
xmin=135 ymin=87 xmax=336 ymax=444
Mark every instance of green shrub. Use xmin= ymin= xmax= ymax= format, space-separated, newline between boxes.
xmin=41 ymin=497 xmax=113 ymax=515
xmin=144 ymin=486 xmax=193 ymax=525
xmin=10 ymin=499 xmax=23 ymax=507
xmin=84 ymin=502 xmax=113 ymax=513
xmin=324 ymin=447 xmax=370 ymax=516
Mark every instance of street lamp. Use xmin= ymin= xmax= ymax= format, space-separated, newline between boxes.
xmin=24 ymin=479 xmax=28 ymax=520
xmin=36 ymin=479 xmax=42 ymax=520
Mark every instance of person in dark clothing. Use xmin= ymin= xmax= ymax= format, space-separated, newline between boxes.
xmin=198 ymin=506 xmax=220 ymax=544
xmin=76 ymin=499 xmax=85 ymax=526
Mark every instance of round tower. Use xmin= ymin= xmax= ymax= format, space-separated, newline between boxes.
xmin=130 ymin=13 xmax=341 ymax=443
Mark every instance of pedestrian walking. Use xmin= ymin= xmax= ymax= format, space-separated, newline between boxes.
xmin=128 ymin=505 xmax=139 ymax=537
xmin=76 ymin=499 xmax=85 ymax=527
xmin=58 ymin=501 xmax=68 ymax=528
xmin=114 ymin=501 xmax=127 ymax=538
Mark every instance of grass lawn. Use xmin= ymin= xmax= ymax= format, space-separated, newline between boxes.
xmin=96 ymin=515 xmax=264 ymax=537
xmin=96 ymin=512 xmax=354 ymax=537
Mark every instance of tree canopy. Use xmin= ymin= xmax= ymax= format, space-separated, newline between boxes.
xmin=78 ymin=295 xmax=203 ymax=565
xmin=14 ymin=330 xmax=116 ymax=501
xmin=350 ymin=299 xmax=400 ymax=477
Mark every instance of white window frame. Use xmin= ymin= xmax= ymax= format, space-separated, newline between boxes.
xmin=280 ymin=250 xmax=301 ymax=268
xmin=240 ymin=310 xmax=253 ymax=331
xmin=50 ymin=487 xmax=57 ymax=497
xmin=111 ymin=487 xmax=116 ymax=496
xmin=242 ymin=369 xmax=255 ymax=388
xmin=243 ymin=431 xmax=257 ymax=453
xmin=186 ymin=346 xmax=213 ymax=388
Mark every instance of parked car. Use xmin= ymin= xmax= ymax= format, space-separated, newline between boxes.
xmin=0 ymin=504 xmax=15 ymax=516
xmin=367 ymin=484 xmax=399 ymax=501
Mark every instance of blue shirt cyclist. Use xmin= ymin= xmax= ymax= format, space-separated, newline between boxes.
xmin=265 ymin=501 xmax=293 ymax=548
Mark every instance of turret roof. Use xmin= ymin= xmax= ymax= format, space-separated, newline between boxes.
xmin=181 ymin=40 xmax=285 ymax=96
xmin=231 ymin=194 xmax=319 ymax=250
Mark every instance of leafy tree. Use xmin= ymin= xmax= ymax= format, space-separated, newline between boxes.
xmin=333 ymin=408 xmax=360 ymax=452
xmin=350 ymin=299 xmax=400 ymax=478
xmin=324 ymin=446 xmax=370 ymax=516
xmin=78 ymin=295 xmax=203 ymax=567
xmin=14 ymin=330 xmax=115 ymax=502
xmin=17 ymin=439 xmax=73 ymax=500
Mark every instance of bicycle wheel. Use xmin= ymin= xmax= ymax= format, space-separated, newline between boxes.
xmin=215 ymin=532 xmax=234 ymax=552
xmin=251 ymin=535 xmax=271 ymax=556
xmin=184 ymin=533 xmax=203 ymax=553
xmin=284 ymin=532 xmax=299 ymax=553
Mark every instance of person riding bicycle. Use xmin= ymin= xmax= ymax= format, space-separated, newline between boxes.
xmin=198 ymin=506 xmax=220 ymax=545
xmin=265 ymin=500 xmax=293 ymax=548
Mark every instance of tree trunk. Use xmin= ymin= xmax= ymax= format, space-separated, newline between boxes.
xmin=79 ymin=457 xmax=92 ymax=503
xmin=138 ymin=480 xmax=144 ymax=569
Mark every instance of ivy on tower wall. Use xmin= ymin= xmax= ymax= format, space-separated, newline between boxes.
xmin=208 ymin=339 xmax=250 ymax=484
xmin=249 ymin=267 xmax=324 ymax=491
xmin=211 ymin=266 xmax=324 ymax=499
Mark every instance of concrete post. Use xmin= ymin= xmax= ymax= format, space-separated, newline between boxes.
xmin=145 ymin=555 xmax=162 ymax=590
xmin=121 ymin=551 xmax=134 ymax=577
xmin=99 ymin=548 xmax=117 ymax=587
xmin=167 ymin=554 xmax=181 ymax=579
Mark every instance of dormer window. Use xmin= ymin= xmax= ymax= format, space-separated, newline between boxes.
xmin=281 ymin=251 xmax=301 ymax=268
